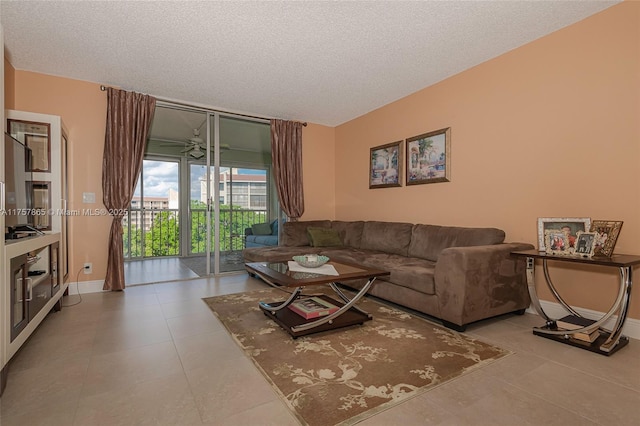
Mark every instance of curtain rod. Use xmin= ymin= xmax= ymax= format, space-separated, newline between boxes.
xmin=99 ymin=85 xmax=307 ymax=126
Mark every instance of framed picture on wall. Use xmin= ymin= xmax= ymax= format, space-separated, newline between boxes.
xmin=369 ymin=141 xmax=402 ymax=189
xmin=405 ymin=127 xmax=451 ymax=185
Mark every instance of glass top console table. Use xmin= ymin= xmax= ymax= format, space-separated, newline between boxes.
xmin=511 ymin=250 xmax=640 ymax=355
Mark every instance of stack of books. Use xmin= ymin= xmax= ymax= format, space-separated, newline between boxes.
xmin=288 ymin=297 xmax=339 ymax=319
xmin=555 ymin=315 xmax=600 ymax=343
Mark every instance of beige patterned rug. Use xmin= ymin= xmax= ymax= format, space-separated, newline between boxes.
xmin=203 ymin=287 xmax=510 ymax=426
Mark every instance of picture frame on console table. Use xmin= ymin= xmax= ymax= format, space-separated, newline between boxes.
xmin=406 ymin=127 xmax=451 ymax=185
xmin=544 ymin=229 xmax=570 ymax=255
xmin=590 ymin=220 xmax=623 ymax=257
xmin=537 ymin=217 xmax=591 ymax=251
xmin=369 ymin=141 xmax=402 ymax=189
xmin=574 ymin=231 xmax=597 ymax=257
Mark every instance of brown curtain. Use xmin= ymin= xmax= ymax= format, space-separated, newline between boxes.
xmin=270 ymin=119 xmax=304 ymax=221
xmin=102 ymin=88 xmax=156 ymax=291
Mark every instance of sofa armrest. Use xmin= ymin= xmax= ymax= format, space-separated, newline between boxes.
xmin=434 ymin=242 xmax=534 ymax=327
xmin=245 ymin=227 xmax=253 ymax=236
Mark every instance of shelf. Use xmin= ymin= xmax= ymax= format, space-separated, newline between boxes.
xmin=533 ymin=327 xmax=629 ymax=356
xmin=29 ymin=273 xmax=51 ymax=288
xmin=512 ymin=250 xmax=636 ymax=356
xmin=259 ymin=295 xmax=372 ymax=338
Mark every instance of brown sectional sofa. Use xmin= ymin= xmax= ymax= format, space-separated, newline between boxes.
xmin=243 ymin=220 xmax=534 ymax=331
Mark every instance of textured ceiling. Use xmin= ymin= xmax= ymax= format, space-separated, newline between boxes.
xmin=1 ymin=0 xmax=619 ymax=126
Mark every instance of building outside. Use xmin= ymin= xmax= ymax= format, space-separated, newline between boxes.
xmin=200 ymin=169 xmax=267 ymax=209
xmin=124 ymin=169 xmax=266 ymax=233
xmin=128 ymin=195 xmax=173 ymax=231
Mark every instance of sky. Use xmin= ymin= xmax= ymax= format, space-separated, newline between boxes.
xmin=134 ymin=160 xmax=265 ymax=201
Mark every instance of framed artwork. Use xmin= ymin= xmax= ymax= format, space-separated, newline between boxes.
xmin=406 ymin=127 xmax=450 ymax=185
xmin=573 ymin=231 xmax=597 ymax=257
xmin=589 ymin=220 xmax=623 ymax=257
xmin=537 ymin=217 xmax=591 ymax=251
xmin=544 ymin=229 xmax=570 ymax=255
xmin=369 ymin=141 xmax=402 ymax=189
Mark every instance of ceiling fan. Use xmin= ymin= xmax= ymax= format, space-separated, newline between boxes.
xmin=181 ymin=129 xmax=206 ymax=158
xmin=154 ymin=127 xmax=232 ymax=159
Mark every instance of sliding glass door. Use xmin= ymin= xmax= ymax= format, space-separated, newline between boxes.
xmin=125 ymin=104 xmax=275 ymax=277
xmin=124 ymin=158 xmax=180 ymax=258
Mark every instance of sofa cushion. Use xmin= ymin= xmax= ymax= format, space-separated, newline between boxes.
xmin=359 ymin=221 xmax=413 ymax=256
xmin=252 ymin=222 xmax=273 ymax=235
xmin=270 ymin=219 xmax=279 ymax=235
xmin=307 ymin=227 xmax=343 ymax=247
xmin=408 ymin=224 xmax=505 ymax=262
xmin=245 ymin=235 xmax=278 ymax=247
xmin=330 ymin=221 xmax=364 ymax=248
xmin=281 ymin=220 xmax=332 ymax=246
xmin=320 ymin=247 xmax=436 ymax=295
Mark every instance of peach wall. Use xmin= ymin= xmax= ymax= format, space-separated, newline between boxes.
xmin=3 ymin=58 xmax=14 ymax=110
xmin=335 ymin=2 xmax=640 ymax=319
xmin=10 ymin=71 xmax=110 ymax=281
xmin=301 ymin=124 xmax=336 ymax=220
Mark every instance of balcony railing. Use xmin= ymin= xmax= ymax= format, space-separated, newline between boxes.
xmin=189 ymin=208 xmax=268 ymax=254
xmin=123 ymin=208 xmax=180 ymax=258
xmin=123 ymin=207 xmax=269 ymax=259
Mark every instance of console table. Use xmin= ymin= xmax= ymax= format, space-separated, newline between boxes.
xmin=511 ymin=249 xmax=640 ymax=355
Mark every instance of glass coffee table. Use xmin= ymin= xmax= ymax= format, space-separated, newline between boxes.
xmin=245 ymin=260 xmax=389 ymax=338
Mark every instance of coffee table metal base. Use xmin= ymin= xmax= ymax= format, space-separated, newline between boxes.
xmin=260 ymin=294 xmax=372 ymax=338
xmin=258 ymin=278 xmax=376 ymax=338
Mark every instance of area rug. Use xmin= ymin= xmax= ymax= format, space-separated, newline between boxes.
xmin=203 ymin=287 xmax=510 ymax=426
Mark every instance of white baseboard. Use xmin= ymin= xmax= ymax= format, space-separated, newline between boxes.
xmin=527 ymin=301 xmax=640 ymax=341
xmin=65 ymin=279 xmax=105 ymax=295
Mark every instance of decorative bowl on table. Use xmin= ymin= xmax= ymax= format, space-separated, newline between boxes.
xmin=292 ymin=255 xmax=330 ymax=268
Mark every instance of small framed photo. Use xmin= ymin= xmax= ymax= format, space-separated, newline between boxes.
xmin=406 ymin=127 xmax=451 ymax=185
xmin=589 ymin=220 xmax=623 ymax=257
xmin=545 ymin=229 xmax=570 ymax=255
xmin=537 ymin=217 xmax=591 ymax=251
xmin=369 ymin=141 xmax=402 ymax=189
xmin=573 ymin=231 xmax=597 ymax=257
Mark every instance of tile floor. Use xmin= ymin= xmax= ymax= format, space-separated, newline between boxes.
xmin=1 ymin=274 xmax=639 ymax=425
xmin=124 ymin=256 xmax=246 ymax=286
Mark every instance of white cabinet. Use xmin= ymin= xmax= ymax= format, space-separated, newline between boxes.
xmin=2 ymin=233 xmax=68 ymax=395
xmin=6 ymin=110 xmax=70 ymax=280
xmin=2 ymin=110 xmax=69 ymax=396
xmin=1 ymin=22 xmax=6 ymax=396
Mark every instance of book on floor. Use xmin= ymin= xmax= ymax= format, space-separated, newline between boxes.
xmin=288 ymin=296 xmax=339 ymax=319
xmin=556 ymin=315 xmax=596 ymax=331
xmin=566 ymin=328 xmax=600 ymax=343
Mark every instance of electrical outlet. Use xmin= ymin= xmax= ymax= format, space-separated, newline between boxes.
xmin=83 ymin=262 xmax=92 ymax=274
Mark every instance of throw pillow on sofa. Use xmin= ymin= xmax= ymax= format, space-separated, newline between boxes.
xmin=252 ymin=223 xmax=273 ymax=235
xmin=307 ymin=227 xmax=343 ymax=247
